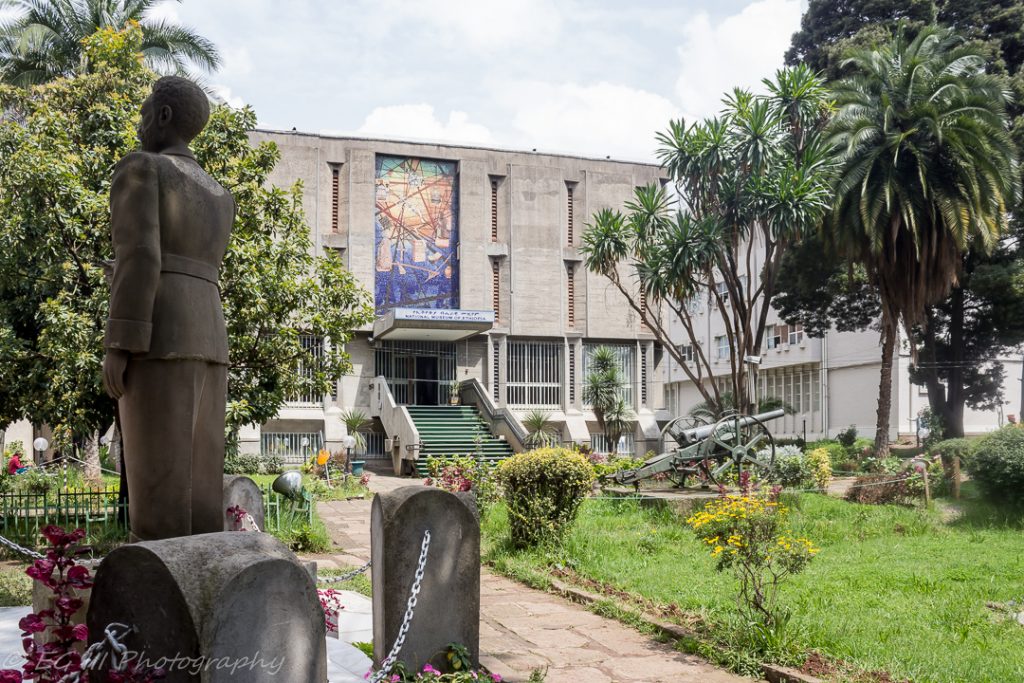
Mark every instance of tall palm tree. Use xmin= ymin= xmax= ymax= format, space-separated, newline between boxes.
xmin=582 ymin=346 xmax=635 ymax=456
xmin=0 ymin=0 xmax=220 ymax=86
xmin=828 ymin=26 xmax=1019 ymax=456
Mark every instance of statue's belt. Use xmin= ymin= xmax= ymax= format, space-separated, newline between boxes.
xmin=160 ymin=254 xmax=219 ymax=285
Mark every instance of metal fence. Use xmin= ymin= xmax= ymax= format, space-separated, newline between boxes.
xmin=0 ymin=487 xmax=126 ymax=547
xmin=357 ymin=432 xmax=386 ymax=459
xmin=261 ymin=485 xmax=314 ymax=529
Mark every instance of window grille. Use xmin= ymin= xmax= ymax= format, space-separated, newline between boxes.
xmin=506 ymin=340 xmax=562 ymax=407
xmin=374 ymin=340 xmax=456 ymax=405
xmin=492 ymin=339 xmax=501 ymax=401
xmin=331 ymin=166 xmax=340 ymax=232
xmin=490 ymin=179 xmax=499 ymax=242
xmin=640 ymin=346 xmax=648 ymax=406
xmin=568 ymin=345 xmax=576 ymax=404
xmin=261 ymin=431 xmax=322 ymax=465
xmin=491 ymin=260 xmax=501 ymax=321
xmin=288 ymin=335 xmax=324 ymax=406
xmin=567 ymin=265 xmax=575 ymax=328
xmin=591 ymin=432 xmax=635 ymax=456
xmin=566 ymin=183 xmax=575 ymax=246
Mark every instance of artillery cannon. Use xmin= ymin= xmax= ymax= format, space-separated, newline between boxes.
xmin=611 ymin=408 xmax=785 ymax=489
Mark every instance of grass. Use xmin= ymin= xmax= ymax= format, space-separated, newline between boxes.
xmin=0 ymin=563 xmax=31 ymax=606
xmin=319 ymin=566 xmax=372 ymax=597
xmin=482 ymin=486 xmax=1024 ymax=683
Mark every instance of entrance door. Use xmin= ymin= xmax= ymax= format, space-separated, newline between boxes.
xmin=415 ymin=355 xmax=439 ymax=405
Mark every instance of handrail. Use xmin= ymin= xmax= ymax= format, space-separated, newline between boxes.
xmin=369 ymin=376 xmax=421 ymax=475
xmin=458 ymin=378 xmax=528 ymax=452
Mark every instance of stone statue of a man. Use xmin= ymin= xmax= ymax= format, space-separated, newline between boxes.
xmin=102 ymin=76 xmax=235 ymax=541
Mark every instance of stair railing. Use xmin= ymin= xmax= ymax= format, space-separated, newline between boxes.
xmin=369 ymin=376 xmax=421 ymax=475
xmin=457 ymin=378 xmax=528 ymax=452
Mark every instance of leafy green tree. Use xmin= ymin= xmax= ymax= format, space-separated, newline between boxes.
xmin=583 ymin=66 xmax=835 ymax=415
xmin=827 ymin=26 xmax=1019 ymax=453
xmin=783 ymin=0 xmax=1024 ymax=440
xmin=0 ymin=0 xmax=220 ymax=86
xmin=582 ymin=346 xmax=635 ymax=455
xmin=0 ymin=25 xmax=374 ymax=455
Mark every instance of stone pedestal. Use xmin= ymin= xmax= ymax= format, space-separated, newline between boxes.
xmin=222 ymin=475 xmax=265 ymax=531
xmin=87 ymin=532 xmax=326 ymax=682
xmin=371 ymin=486 xmax=479 ymax=673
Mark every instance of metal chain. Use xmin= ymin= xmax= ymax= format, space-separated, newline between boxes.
xmin=370 ymin=529 xmax=431 ymax=683
xmin=320 ymin=559 xmax=372 ymax=584
xmin=62 ymin=622 xmax=133 ymax=682
xmin=245 ymin=513 xmax=261 ymax=533
xmin=0 ymin=533 xmax=45 ymax=560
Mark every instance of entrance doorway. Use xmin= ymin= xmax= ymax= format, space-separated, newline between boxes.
xmin=375 ymin=340 xmax=456 ymax=406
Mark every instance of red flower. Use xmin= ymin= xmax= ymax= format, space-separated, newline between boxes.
xmin=0 ymin=669 xmax=23 ymax=682
xmin=17 ymin=614 xmax=46 ymax=635
xmin=66 ymin=565 xmax=93 ymax=589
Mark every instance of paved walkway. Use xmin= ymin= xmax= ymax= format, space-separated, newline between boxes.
xmin=308 ymin=472 xmax=750 ymax=683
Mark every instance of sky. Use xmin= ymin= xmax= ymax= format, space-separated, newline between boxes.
xmin=28 ymin=0 xmax=807 ymax=163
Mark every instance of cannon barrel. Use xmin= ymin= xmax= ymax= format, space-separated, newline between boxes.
xmin=676 ymin=408 xmax=785 ymax=444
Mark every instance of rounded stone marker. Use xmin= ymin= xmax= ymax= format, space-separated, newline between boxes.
xmin=223 ymin=474 xmax=265 ymax=531
xmin=87 ymin=531 xmax=326 ymax=682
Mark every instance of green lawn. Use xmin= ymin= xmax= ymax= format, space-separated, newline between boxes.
xmin=483 ymin=488 xmax=1024 ymax=683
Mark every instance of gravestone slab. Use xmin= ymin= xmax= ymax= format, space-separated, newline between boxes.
xmin=87 ymin=531 xmax=326 ymax=682
xmin=371 ymin=486 xmax=479 ymax=673
xmin=222 ymin=474 xmax=265 ymax=531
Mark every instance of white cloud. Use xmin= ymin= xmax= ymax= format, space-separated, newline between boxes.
xmin=353 ymin=104 xmax=493 ymax=145
xmin=675 ymin=0 xmax=802 ymax=121
xmin=497 ymin=81 xmax=680 ymax=162
xmin=209 ymin=84 xmax=245 ymax=109
xmin=373 ymin=0 xmax=563 ymax=50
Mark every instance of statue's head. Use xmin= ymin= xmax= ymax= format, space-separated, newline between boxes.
xmin=138 ymin=76 xmax=210 ymax=153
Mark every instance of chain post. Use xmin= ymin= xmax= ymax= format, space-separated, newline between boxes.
xmin=370 ymin=529 xmax=431 ymax=683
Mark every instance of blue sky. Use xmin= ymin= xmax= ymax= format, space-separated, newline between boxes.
xmin=82 ymin=1 xmax=809 ymax=161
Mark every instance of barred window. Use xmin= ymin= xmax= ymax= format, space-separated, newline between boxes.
xmin=507 ymin=340 xmax=562 ymax=407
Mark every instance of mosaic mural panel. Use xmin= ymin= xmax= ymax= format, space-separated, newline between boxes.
xmin=374 ymin=156 xmax=459 ymax=313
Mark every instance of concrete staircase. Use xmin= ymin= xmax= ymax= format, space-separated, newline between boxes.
xmin=406 ymin=405 xmax=515 ymax=477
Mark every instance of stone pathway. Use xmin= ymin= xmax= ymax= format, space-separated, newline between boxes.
xmin=306 ymin=470 xmax=751 ymax=683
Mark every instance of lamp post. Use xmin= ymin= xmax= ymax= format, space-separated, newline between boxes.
xmin=343 ymin=434 xmax=357 ymax=476
xmin=32 ymin=437 xmax=49 ymax=465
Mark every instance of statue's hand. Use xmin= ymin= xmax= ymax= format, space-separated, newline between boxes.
xmin=102 ymin=349 xmax=130 ymax=399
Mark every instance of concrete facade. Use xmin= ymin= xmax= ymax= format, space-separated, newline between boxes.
xmin=240 ymin=131 xmax=667 ymax=459
xmin=663 ymin=242 xmax=1023 ymax=441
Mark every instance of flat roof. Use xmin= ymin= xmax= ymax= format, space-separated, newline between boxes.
xmin=253 ymin=127 xmax=664 ymax=170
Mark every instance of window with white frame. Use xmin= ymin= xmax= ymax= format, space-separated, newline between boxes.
xmin=788 ymin=323 xmax=804 ymax=346
xmin=677 ymin=344 xmax=694 ymax=363
xmin=506 ymin=340 xmax=562 ymax=407
xmin=715 ymin=280 xmax=729 ymax=304
xmin=767 ymin=325 xmax=783 ymax=350
xmin=715 ymin=335 xmax=730 ymax=360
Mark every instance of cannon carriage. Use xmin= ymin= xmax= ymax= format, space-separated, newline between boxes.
xmin=611 ymin=409 xmax=785 ymax=489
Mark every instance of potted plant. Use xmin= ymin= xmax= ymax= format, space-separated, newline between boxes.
xmin=448 ymin=378 xmax=462 ymax=405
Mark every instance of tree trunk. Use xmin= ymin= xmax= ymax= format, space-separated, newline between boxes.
xmin=944 ymin=286 xmax=966 ymax=438
xmin=874 ymin=315 xmax=896 ymax=458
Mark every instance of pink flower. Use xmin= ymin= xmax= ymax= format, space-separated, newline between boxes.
xmin=17 ymin=614 xmax=46 ymax=635
xmin=422 ymin=663 xmax=440 ymax=674
xmin=490 ymin=674 xmax=503 ymax=682
xmin=0 ymin=670 xmax=23 ymax=682
xmin=65 ymin=565 xmax=93 ymax=589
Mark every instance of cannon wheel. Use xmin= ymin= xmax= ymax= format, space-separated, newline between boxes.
xmin=659 ymin=415 xmax=711 ymax=488
xmin=702 ymin=413 xmax=775 ymax=488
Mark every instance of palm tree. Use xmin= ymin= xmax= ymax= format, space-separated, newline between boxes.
xmin=582 ymin=346 xmax=635 ymax=456
xmin=522 ymin=409 xmax=556 ymax=449
xmin=828 ymin=26 xmax=1019 ymax=456
xmin=0 ymin=0 xmax=221 ymax=86
xmin=339 ymin=408 xmax=371 ymax=453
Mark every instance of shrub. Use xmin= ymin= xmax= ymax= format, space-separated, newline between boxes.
xmin=686 ymin=492 xmax=817 ymax=626
xmin=762 ymin=445 xmax=809 ymax=488
xmin=836 ymin=425 xmax=858 ymax=449
xmin=928 ymin=437 xmax=976 ymax=468
xmin=496 ymin=447 xmax=595 ymax=548
xmin=968 ymin=426 xmax=1024 ymax=503
xmin=425 ymin=455 xmax=499 ymax=507
xmin=844 ymin=471 xmax=922 ymax=506
xmin=805 ymin=447 xmax=832 ymax=492
xmin=807 ymin=440 xmax=846 ymax=468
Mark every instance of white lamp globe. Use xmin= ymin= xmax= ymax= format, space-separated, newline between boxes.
xmin=33 ymin=437 xmax=49 ymax=452
xmin=342 ymin=435 xmax=357 ymax=450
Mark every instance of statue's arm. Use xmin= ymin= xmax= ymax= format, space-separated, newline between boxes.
xmin=104 ymin=152 xmax=161 ymax=355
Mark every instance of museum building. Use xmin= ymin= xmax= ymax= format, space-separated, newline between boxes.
xmin=237 ymin=131 xmax=669 ymax=471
